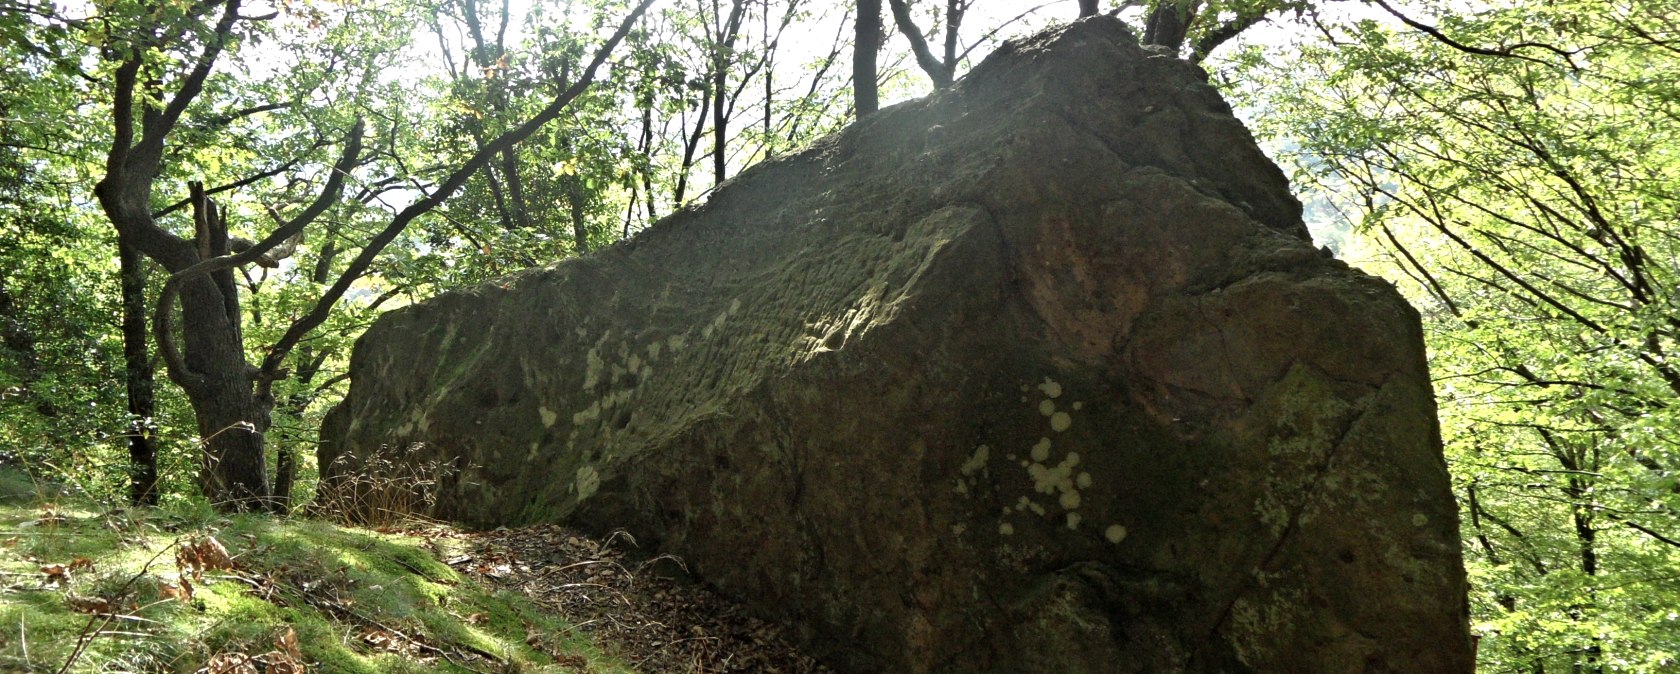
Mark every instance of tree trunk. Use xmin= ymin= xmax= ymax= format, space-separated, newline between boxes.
xmin=190 ymin=377 xmax=272 ymax=509
xmin=854 ymin=0 xmax=882 ymax=117
xmin=1569 ymin=477 xmax=1603 ymax=674
xmin=91 ymin=13 xmax=276 ymax=509
xmin=1143 ymin=0 xmax=1197 ymax=54
xmin=98 ymin=175 xmax=278 ymax=514
xmin=711 ymin=0 xmax=746 ymax=186
xmin=638 ymin=104 xmax=658 ymax=223
xmin=1078 ymin=0 xmax=1099 ymax=17
xmin=273 ymin=347 xmax=327 ymax=511
xmin=569 ymin=179 xmax=590 ymax=254
xmin=674 ymin=83 xmax=713 ymax=205
xmin=886 ymin=0 xmax=957 ymax=88
xmin=118 ymin=238 xmax=160 ymax=506
xmin=171 ymin=191 xmax=275 ymax=511
xmin=500 ymin=149 xmax=532 ymax=229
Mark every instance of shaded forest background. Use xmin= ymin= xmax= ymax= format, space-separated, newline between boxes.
xmin=1 ymin=0 xmax=1676 ymax=670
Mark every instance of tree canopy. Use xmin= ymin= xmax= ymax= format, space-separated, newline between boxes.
xmin=1226 ymin=0 xmax=1680 ymax=669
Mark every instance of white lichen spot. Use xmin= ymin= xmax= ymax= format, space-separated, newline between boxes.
xmin=1027 ymin=452 xmax=1080 ymax=501
xmin=1031 ymin=438 xmax=1052 ymax=463
xmin=1019 ymin=383 xmax=1031 ymax=393
xmin=999 ymin=522 xmax=1015 ymax=536
xmin=667 ymin=334 xmax=686 ymax=352
xmin=1072 ymin=401 xmax=1084 ymax=411
xmin=1076 ymin=472 xmax=1093 ymax=489
xmin=703 ymin=302 xmax=736 ymax=338
xmin=1050 ymin=412 xmax=1072 ymax=432
xmin=628 ymin=354 xmax=641 ymax=373
xmin=582 ymin=346 xmax=606 ymax=390
xmin=1105 ymin=524 xmax=1128 ymax=544
xmin=1066 ymin=512 xmax=1082 ymax=530
xmin=573 ymin=400 xmax=602 ymax=425
xmin=960 ymin=445 xmax=991 ymax=476
xmin=1038 ymin=400 xmax=1056 ymax=417
xmin=1037 ymin=377 xmax=1063 ymax=399
xmin=575 ymin=465 xmax=601 ymax=500
xmin=952 ymin=523 xmax=967 ymax=536
xmin=954 ymin=480 xmax=968 ymax=495
xmin=1412 ymin=513 xmax=1429 ymax=527
xmin=647 ymin=341 xmax=662 ymax=360
xmin=1059 ymin=491 xmax=1081 ymax=510
xmin=539 ymin=406 xmax=558 ymax=428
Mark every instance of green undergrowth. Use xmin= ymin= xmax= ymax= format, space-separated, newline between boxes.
xmin=0 ymin=471 xmax=627 ymax=673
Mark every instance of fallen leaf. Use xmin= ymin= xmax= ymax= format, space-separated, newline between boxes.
xmin=357 ymin=627 xmax=403 ymax=653
xmin=177 ymin=536 xmax=236 ymax=580
xmin=66 ymin=595 xmax=114 ymax=614
xmin=40 ymin=564 xmax=69 ymax=588
xmin=161 ymin=576 xmax=194 ymax=602
xmin=200 ymin=652 xmax=258 ymax=674
xmin=259 ymin=655 xmax=303 ymax=674
xmin=254 ymin=626 xmax=305 ymax=674
xmin=274 ymin=626 xmax=301 ymax=660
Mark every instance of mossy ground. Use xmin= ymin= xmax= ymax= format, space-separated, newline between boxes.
xmin=0 ymin=471 xmax=628 ymax=674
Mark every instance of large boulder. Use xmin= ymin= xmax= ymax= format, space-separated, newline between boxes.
xmin=321 ymin=17 xmax=1472 ymax=673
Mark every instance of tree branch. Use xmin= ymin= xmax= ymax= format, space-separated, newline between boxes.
xmin=259 ymin=0 xmax=656 ymax=382
xmin=887 ymin=0 xmax=953 ymax=87
xmin=1368 ymin=0 xmax=1578 ymax=69
xmin=1192 ymin=12 xmax=1267 ymax=64
xmin=132 ymin=0 xmax=243 ymax=172
xmin=152 ymin=150 xmax=316 ymax=218
xmin=153 ymin=121 xmax=364 ymax=384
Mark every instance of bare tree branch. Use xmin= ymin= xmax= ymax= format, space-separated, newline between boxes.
xmin=1369 ymin=0 xmax=1579 ymax=68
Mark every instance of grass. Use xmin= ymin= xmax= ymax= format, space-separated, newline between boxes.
xmin=0 ymin=469 xmax=630 ymax=673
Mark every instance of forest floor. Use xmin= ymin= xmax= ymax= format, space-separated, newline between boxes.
xmin=0 ymin=470 xmax=829 ymax=673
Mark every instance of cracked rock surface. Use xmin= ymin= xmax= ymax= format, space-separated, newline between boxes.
xmin=320 ymin=17 xmax=1473 ymax=673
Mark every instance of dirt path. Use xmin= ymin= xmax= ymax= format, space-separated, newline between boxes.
xmin=434 ymin=523 xmax=832 ymax=674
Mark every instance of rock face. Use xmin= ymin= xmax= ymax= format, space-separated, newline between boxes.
xmin=321 ymin=17 xmax=1473 ymax=673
